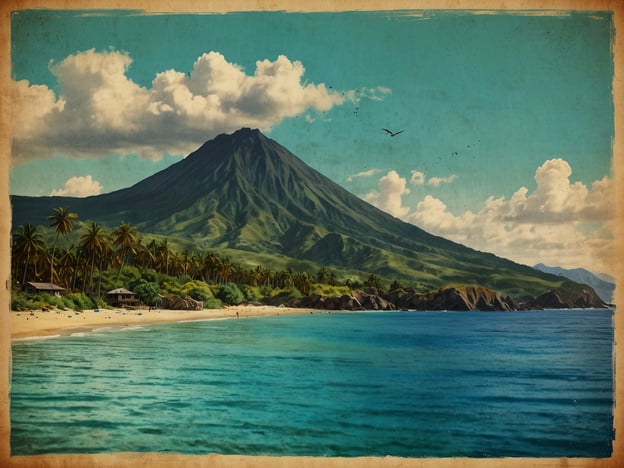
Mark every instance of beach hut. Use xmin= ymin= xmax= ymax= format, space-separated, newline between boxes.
xmin=105 ymin=288 xmax=140 ymax=307
xmin=22 ymin=282 xmax=66 ymax=297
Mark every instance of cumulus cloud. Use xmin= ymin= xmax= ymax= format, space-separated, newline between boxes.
xmin=50 ymin=175 xmax=103 ymax=197
xmin=405 ymin=158 xmax=615 ymax=275
xmin=12 ymin=49 xmax=373 ymax=162
xmin=364 ymin=170 xmax=411 ymax=218
xmin=347 ymin=168 xmax=383 ymax=182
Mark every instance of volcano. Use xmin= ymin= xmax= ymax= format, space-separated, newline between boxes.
xmin=11 ymin=128 xmax=568 ymax=298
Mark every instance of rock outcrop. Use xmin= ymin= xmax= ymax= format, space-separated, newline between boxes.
xmin=520 ymin=285 xmax=608 ymax=309
xmin=267 ymin=282 xmax=610 ymax=312
xmin=160 ymin=295 xmax=203 ymax=310
xmin=388 ymin=286 xmax=516 ymax=311
xmin=286 ymin=286 xmax=517 ymax=312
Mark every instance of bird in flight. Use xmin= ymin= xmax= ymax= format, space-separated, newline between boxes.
xmin=382 ymin=128 xmax=404 ymax=137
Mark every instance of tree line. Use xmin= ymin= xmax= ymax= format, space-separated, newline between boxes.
xmin=12 ymin=207 xmax=392 ymax=307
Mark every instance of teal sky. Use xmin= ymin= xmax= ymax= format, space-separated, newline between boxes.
xmin=9 ymin=8 xmax=617 ymax=274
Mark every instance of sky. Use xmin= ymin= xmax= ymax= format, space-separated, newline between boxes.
xmin=9 ymin=8 xmax=616 ymax=276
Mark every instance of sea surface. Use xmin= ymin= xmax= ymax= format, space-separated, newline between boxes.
xmin=10 ymin=309 xmax=614 ymax=458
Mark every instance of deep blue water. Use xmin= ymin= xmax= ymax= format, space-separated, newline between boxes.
xmin=10 ymin=309 xmax=614 ymax=457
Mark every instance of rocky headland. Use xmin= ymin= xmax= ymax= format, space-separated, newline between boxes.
xmin=268 ymin=284 xmax=609 ymax=312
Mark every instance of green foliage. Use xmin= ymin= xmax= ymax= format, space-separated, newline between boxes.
xmin=161 ymin=280 xmax=183 ymax=297
xmin=11 ymin=291 xmax=102 ymax=311
xmin=63 ymin=292 xmax=99 ymax=310
xmin=267 ymin=287 xmax=303 ymax=300
xmin=204 ymin=298 xmax=223 ymax=309
xmin=134 ymin=280 xmax=162 ymax=307
xmin=11 ymin=292 xmax=37 ymax=310
xmin=180 ymin=280 xmax=214 ymax=302
xmin=35 ymin=293 xmax=65 ymax=309
xmin=344 ymin=278 xmax=363 ymax=289
xmin=309 ymin=283 xmax=351 ymax=297
xmin=133 ymin=269 xmax=160 ymax=286
xmin=216 ymin=282 xmax=244 ymax=305
xmin=117 ymin=266 xmax=143 ymax=286
xmin=364 ymin=274 xmax=384 ymax=290
xmin=240 ymin=285 xmax=263 ymax=302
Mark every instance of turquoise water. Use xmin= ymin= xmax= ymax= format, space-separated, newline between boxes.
xmin=10 ymin=309 xmax=614 ymax=457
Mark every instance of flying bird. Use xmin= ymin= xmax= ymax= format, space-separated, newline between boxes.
xmin=382 ymin=128 xmax=404 ymax=137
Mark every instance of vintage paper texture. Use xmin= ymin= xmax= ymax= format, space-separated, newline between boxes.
xmin=0 ymin=0 xmax=622 ymax=467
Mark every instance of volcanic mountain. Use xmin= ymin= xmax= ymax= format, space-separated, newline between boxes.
xmin=12 ymin=127 xmax=571 ymax=298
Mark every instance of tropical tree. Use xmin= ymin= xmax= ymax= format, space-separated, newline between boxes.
xmin=316 ymin=267 xmax=329 ymax=284
xmin=155 ymin=239 xmax=171 ymax=276
xmin=47 ymin=207 xmax=78 ymax=284
xmin=57 ymin=246 xmax=77 ymax=289
xmin=328 ymin=271 xmax=338 ymax=286
xmin=13 ymin=223 xmax=44 ymax=285
xmin=293 ymin=271 xmax=314 ymax=295
xmin=96 ymin=235 xmax=113 ymax=298
xmin=216 ymin=282 xmax=244 ymax=305
xmin=112 ymin=221 xmax=137 ymax=281
xmin=364 ymin=274 xmax=384 ymax=290
xmin=134 ymin=279 xmax=162 ymax=308
xmin=79 ymin=222 xmax=107 ymax=295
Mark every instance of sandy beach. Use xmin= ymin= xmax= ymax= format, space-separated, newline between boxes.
xmin=11 ymin=305 xmax=316 ymax=340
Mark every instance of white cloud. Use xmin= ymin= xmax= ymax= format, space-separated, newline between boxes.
xmin=50 ymin=175 xmax=103 ymax=197
xmin=427 ymin=174 xmax=458 ymax=187
xmin=364 ymin=170 xmax=411 ymax=218
xmin=409 ymin=170 xmax=425 ymax=185
xmin=408 ymin=170 xmax=457 ymax=187
xmin=404 ymin=158 xmax=615 ymax=275
xmin=347 ymin=168 xmax=382 ymax=182
xmin=12 ymin=49 xmax=376 ymax=163
xmin=343 ymin=86 xmax=392 ymax=102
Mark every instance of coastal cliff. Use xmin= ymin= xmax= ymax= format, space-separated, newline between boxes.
xmin=277 ymin=284 xmax=608 ymax=312
xmin=520 ymin=284 xmax=609 ymax=310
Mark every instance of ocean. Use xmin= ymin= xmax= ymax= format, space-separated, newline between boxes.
xmin=10 ymin=309 xmax=614 ymax=458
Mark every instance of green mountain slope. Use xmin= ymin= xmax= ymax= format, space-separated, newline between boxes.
xmin=11 ymin=128 xmax=571 ymax=298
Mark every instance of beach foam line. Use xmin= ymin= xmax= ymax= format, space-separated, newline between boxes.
xmin=119 ymin=325 xmax=147 ymax=332
xmin=177 ymin=317 xmax=231 ymax=324
xmin=13 ymin=334 xmax=62 ymax=342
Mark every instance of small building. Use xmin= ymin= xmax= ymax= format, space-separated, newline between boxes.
xmin=22 ymin=282 xmax=66 ymax=297
xmin=105 ymin=288 xmax=140 ymax=307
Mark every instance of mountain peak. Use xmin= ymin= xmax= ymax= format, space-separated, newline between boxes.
xmin=218 ymin=127 xmax=263 ymax=141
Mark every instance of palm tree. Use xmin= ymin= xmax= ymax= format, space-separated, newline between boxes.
xmin=316 ymin=267 xmax=329 ymax=284
xmin=48 ymin=207 xmax=78 ymax=283
xmin=293 ymin=271 xmax=313 ymax=295
xmin=96 ymin=235 xmax=113 ymax=298
xmin=112 ymin=221 xmax=137 ymax=282
xmin=13 ymin=224 xmax=44 ymax=285
xmin=57 ymin=246 xmax=77 ymax=290
xmin=157 ymin=239 xmax=171 ymax=276
xmin=79 ymin=222 xmax=107 ymax=295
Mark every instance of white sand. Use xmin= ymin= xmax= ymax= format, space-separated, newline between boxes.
xmin=11 ymin=305 xmax=316 ymax=340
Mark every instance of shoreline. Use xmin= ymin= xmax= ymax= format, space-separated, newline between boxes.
xmin=11 ymin=305 xmax=613 ymax=341
xmin=10 ymin=305 xmax=317 ymax=340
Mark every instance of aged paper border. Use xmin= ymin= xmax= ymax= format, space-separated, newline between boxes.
xmin=0 ymin=1 xmax=621 ymax=467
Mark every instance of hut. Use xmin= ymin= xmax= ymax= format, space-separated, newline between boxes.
xmin=22 ymin=282 xmax=66 ymax=297
xmin=105 ymin=288 xmax=140 ymax=307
